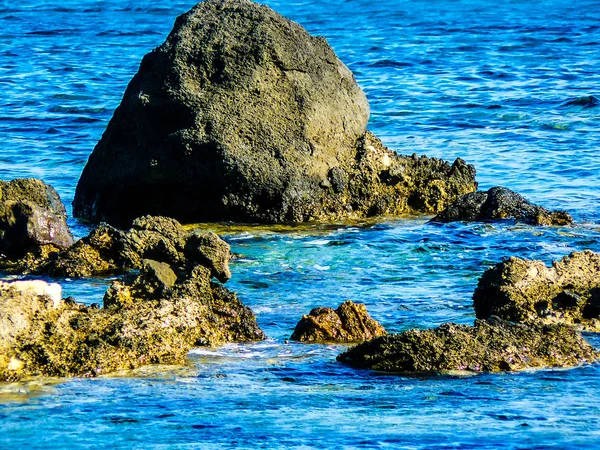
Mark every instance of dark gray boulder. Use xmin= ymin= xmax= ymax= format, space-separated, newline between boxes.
xmin=0 ymin=179 xmax=73 ymax=256
xmin=430 ymin=186 xmax=572 ymax=226
xmin=73 ymin=0 xmax=476 ymax=226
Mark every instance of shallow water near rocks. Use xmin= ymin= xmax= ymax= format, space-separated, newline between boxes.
xmin=1 ymin=0 xmax=600 ymax=448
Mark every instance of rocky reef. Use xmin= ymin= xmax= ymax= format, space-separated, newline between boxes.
xmin=430 ymin=187 xmax=572 ymax=226
xmin=0 ymin=201 xmax=266 ymax=380
xmin=337 ymin=317 xmax=598 ymax=374
xmin=0 ymin=178 xmax=73 ymax=258
xmin=290 ymin=300 xmax=386 ymax=343
xmin=0 ymin=214 xmax=233 ymax=281
xmin=473 ymin=251 xmax=600 ymax=331
xmin=0 ymin=238 xmax=265 ymax=381
xmin=73 ymin=0 xmax=476 ymax=226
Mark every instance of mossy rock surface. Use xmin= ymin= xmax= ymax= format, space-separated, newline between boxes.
xmin=337 ymin=318 xmax=598 ymax=374
xmin=474 ymin=251 xmax=600 ymax=331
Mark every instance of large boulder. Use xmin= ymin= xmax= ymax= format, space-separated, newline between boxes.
xmin=473 ymin=251 xmax=600 ymax=331
xmin=73 ymin=0 xmax=476 ymax=226
xmin=0 ymin=264 xmax=265 ymax=381
xmin=430 ymin=187 xmax=572 ymax=226
xmin=290 ymin=300 xmax=386 ymax=343
xmin=337 ymin=317 xmax=598 ymax=374
xmin=0 ymin=179 xmax=73 ymax=257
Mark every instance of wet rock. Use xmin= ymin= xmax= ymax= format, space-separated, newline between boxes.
xmin=431 ymin=187 xmax=572 ymax=226
xmin=2 ymin=215 xmax=233 ymax=282
xmin=73 ymin=0 xmax=476 ymax=226
xmin=290 ymin=300 xmax=386 ymax=343
xmin=0 ymin=265 xmax=265 ymax=381
xmin=337 ymin=318 xmax=598 ymax=374
xmin=473 ymin=250 xmax=600 ymax=331
xmin=0 ymin=179 xmax=73 ymax=257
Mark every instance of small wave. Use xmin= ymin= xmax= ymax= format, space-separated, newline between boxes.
xmin=368 ymin=59 xmax=413 ymax=68
xmin=26 ymin=29 xmax=76 ymax=36
xmin=563 ymin=95 xmax=598 ymax=108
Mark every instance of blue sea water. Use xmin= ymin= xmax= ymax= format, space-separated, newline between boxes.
xmin=1 ymin=0 xmax=600 ymax=448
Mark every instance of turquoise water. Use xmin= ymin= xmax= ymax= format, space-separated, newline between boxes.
xmin=2 ymin=0 xmax=600 ymax=448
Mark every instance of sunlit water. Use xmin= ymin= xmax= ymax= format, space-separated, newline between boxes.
xmin=1 ymin=0 xmax=600 ymax=448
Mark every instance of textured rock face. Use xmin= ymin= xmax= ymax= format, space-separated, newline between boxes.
xmin=73 ymin=0 xmax=476 ymax=226
xmin=1 ymin=215 xmax=233 ymax=280
xmin=0 ymin=259 xmax=264 ymax=381
xmin=290 ymin=300 xmax=386 ymax=343
xmin=431 ymin=187 xmax=572 ymax=225
xmin=337 ymin=318 xmax=598 ymax=374
xmin=0 ymin=179 xmax=73 ymax=256
xmin=473 ymin=251 xmax=600 ymax=331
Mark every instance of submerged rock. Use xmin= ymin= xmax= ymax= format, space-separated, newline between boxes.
xmin=473 ymin=251 xmax=600 ymax=331
xmin=0 ymin=179 xmax=73 ymax=257
xmin=73 ymin=0 xmax=476 ymax=226
xmin=0 ymin=264 xmax=264 ymax=381
xmin=430 ymin=187 xmax=572 ymax=226
xmin=290 ymin=300 xmax=386 ymax=343
xmin=337 ymin=318 xmax=598 ymax=374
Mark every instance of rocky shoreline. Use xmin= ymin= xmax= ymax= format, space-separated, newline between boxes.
xmin=2 ymin=0 xmax=598 ymax=381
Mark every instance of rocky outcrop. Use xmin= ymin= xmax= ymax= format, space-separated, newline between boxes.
xmin=290 ymin=300 xmax=386 ymax=343
xmin=473 ymin=251 xmax=600 ymax=331
xmin=430 ymin=187 xmax=572 ymax=226
xmin=1 ymin=215 xmax=233 ymax=281
xmin=73 ymin=0 xmax=476 ymax=226
xmin=0 ymin=179 xmax=73 ymax=257
xmin=0 ymin=263 xmax=265 ymax=381
xmin=337 ymin=317 xmax=598 ymax=374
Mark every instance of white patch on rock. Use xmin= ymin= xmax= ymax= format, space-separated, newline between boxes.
xmin=0 ymin=280 xmax=62 ymax=308
xmin=382 ymin=153 xmax=391 ymax=168
xmin=7 ymin=357 xmax=24 ymax=372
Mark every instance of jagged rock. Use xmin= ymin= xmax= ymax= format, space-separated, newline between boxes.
xmin=473 ymin=251 xmax=600 ymax=331
xmin=185 ymin=231 xmax=232 ymax=283
xmin=73 ymin=0 xmax=476 ymax=226
xmin=337 ymin=317 xmax=598 ymax=374
xmin=0 ymin=179 xmax=73 ymax=257
xmin=0 ymin=264 xmax=265 ymax=381
xmin=290 ymin=300 xmax=386 ymax=343
xmin=430 ymin=187 xmax=572 ymax=226
xmin=1 ymin=216 xmax=233 ymax=282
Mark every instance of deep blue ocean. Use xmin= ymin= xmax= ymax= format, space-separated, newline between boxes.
xmin=1 ymin=0 xmax=600 ymax=448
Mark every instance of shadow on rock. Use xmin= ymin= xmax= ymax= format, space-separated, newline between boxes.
xmin=0 ymin=179 xmax=73 ymax=262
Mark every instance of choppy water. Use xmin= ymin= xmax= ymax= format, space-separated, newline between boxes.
xmin=1 ymin=0 xmax=600 ymax=448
